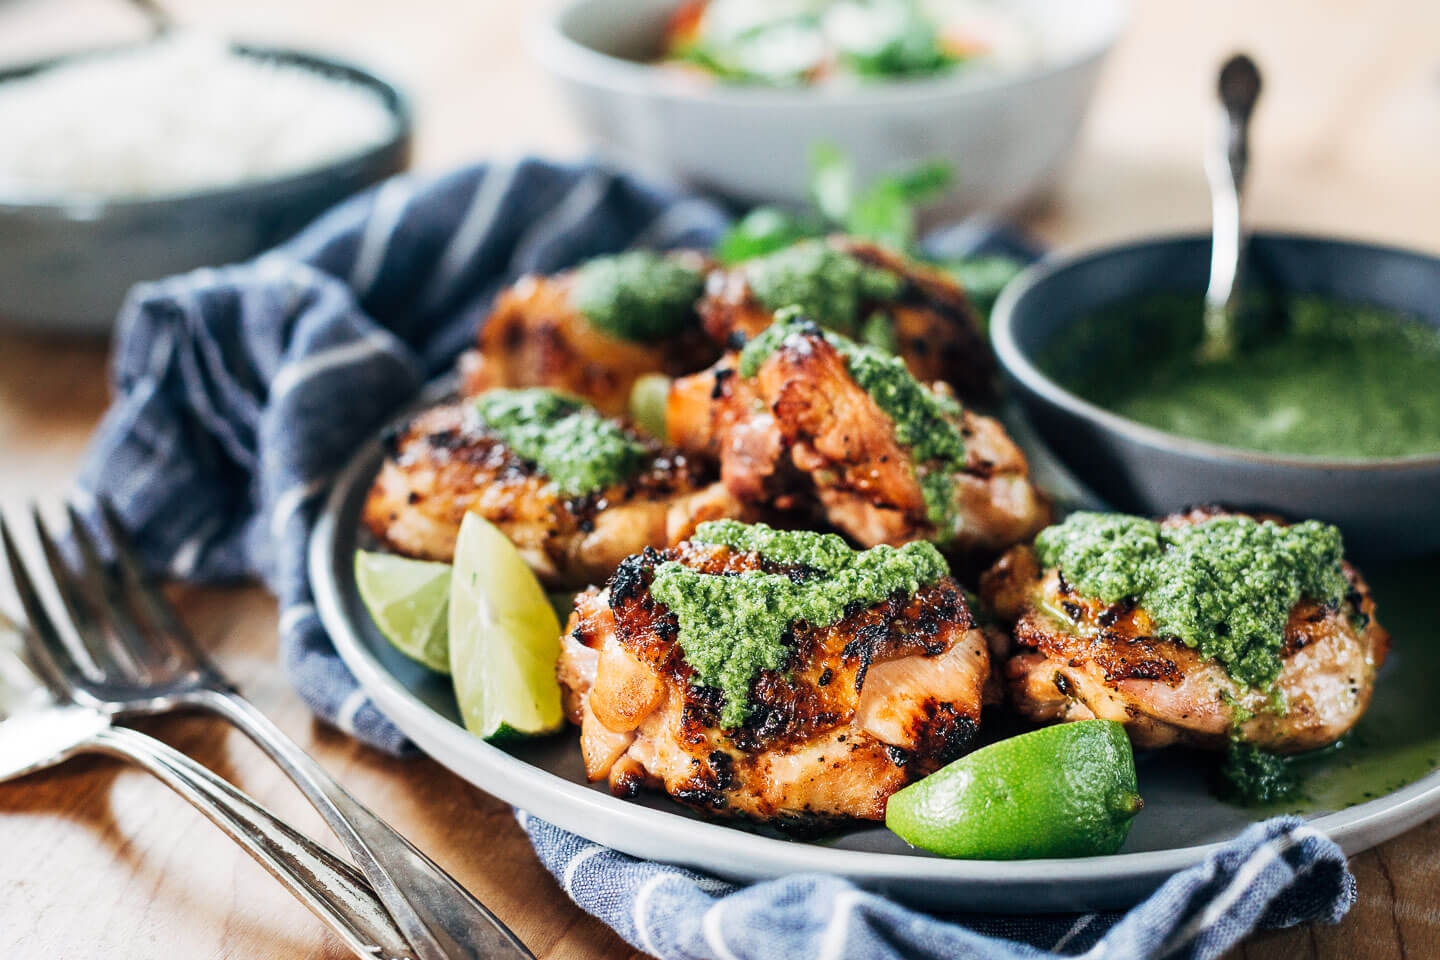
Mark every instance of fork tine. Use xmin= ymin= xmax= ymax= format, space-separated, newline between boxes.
xmin=93 ymin=497 xmax=206 ymax=670
xmin=0 ymin=610 xmax=66 ymax=715
xmin=0 ymin=513 xmax=81 ymax=702
xmin=56 ymin=503 xmax=158 ymax=680
xmin=30 ymin=505 xmax=129 ymax=681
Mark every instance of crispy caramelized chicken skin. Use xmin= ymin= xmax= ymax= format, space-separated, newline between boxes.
xmin=557 ymin=539 xmax=990 ymax=824
xmin=362 ymin=399 xmax=746 ymax=589
xmin=668 ymin=321 xmax=1049 ymax=556
xmin=460 ymin=252 xmax=719 ymax=416
xmin=980 ymin=508 xmax=1390 ymax=753
xmin=699 ymin=236 xmax=995 ymax=403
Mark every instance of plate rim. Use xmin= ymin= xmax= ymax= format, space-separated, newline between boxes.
xmin=308 ymin=385 xmax=1440 ymax=908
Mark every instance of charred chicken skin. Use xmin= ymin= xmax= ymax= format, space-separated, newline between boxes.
xmin=980 ymin=507 xmax=1389 ymax=753
xmin=557 ymin=525 xmax=990 ymax=824
xmin=362 ymin=396 xmax=746 ymax=589
xmin=698 ymin=236 xmax=995 ymax=404
xmin=668 ymin=316 xmax=1049 ymax=557
xmin=461 ymin=250 xmax=719 ymax=416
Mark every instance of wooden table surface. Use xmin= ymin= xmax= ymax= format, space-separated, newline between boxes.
xmin=1 ymin=1 xmax=1438 ymax=957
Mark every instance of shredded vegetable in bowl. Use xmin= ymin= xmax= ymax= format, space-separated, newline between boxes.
xmin=0 ymin=36 xmax=397 ymax=201
xmin=660 ymin=0 xmax=1038 ymax=87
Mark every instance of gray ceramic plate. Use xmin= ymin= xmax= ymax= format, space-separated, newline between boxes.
xmin=309 ymin=383 xmax=1440 ymax=911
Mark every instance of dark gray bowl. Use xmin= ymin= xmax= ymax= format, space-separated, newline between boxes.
xmin=0 ymin=42 xmax=412 ymax=334
xmin=991 ymin=232 xmax=1440 ymax=556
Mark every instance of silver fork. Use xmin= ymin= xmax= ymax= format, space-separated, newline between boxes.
xmin=10 ymin=499 xmax=534 ymax=960
xmin=0 ymin=602 xmax=414 ymax=959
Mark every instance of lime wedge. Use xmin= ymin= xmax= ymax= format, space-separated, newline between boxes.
xmin=886 ymin=719 xmax=1143 ymax=860
xmin=448 ymin=513 xmax=565 ymax=741
xmin=354 ymin=551 xmax=452 ymax=674
xmin=628 ymin=373 xmax=672 ymax=440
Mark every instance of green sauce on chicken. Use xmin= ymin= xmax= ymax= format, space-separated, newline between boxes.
xmin=649 ymin=521 xmax=949 ymax=727
xmin=739 ymin=313 xmax=965 ymax=534
xmin=1034 ymin=512 xmax=1347 ymax=691
xmin=473 ymin=389 xmax=647 ymax=496
xmin=572 ymin=251 xmax=704 ymax=341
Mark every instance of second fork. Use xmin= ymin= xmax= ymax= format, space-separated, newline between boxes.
xmin=13 ymin=499 xmax=533 ymax=960
xmin=0 ymin=601 xmax=414 ymax=957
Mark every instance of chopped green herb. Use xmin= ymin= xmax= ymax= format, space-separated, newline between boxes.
xmin=713 ymin=146 xmax=954 ymax=262
xmin=744 ymin=241 xmax=904 ymax=334
xmin=738 ymin=313 xmax=966 ymax=538
xmin=572 ymin=251 xmax=704 ymax=341
xmin=649 ymin=521 xmax=949 ymax=726
xmin=715 ymin=207 xmax=825 ymax=265
xmin=836 ymin=8 xmax=957 ymax=78
xmin=473 ymin=388 xmax=647 ymax=496
xmin=1218 ymin=742 xmax=1299 ymax=805
xmin=1034 ymin=512 xmax=1348 ymax=690
xmin=808 ymin=144 xmax=951 ymax=252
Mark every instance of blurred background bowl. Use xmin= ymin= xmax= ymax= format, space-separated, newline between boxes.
xmin=991 ymin=232 xmax=1440 ymax=556
xmin=533 ymin=0 xmax=1127 ymax=216
xmin=0 ymin=42 xmax=412 ymax=336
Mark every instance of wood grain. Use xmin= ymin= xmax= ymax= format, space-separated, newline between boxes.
xmin=0 ymin=1 xmax=1437 ymax=957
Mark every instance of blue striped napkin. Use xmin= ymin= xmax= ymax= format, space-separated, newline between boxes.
xmin=75 ymin=158 xmax=1356 ymax=959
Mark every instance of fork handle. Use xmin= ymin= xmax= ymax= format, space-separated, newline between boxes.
xmin=196 ymin=689 xmax=533 ymax=960
xmin=85 ymin=725 xmax=415 ymax=960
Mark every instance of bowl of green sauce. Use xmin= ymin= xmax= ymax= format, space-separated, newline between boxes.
xmin=990 ymin=233 xmax=1440 ymax=554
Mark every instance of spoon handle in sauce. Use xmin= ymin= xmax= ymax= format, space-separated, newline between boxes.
xmin=1201 ymin=53 xmax=1263 ymax=361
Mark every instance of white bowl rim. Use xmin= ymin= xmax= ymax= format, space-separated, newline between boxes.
xmin=990 ymin=229 xmax=1440 ymax=472
xmin=530 ymin=0 xmax=1131 ymax=108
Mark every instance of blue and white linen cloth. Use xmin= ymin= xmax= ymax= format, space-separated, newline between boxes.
xmin=76 ymin=158 xmax=1356 ymax=959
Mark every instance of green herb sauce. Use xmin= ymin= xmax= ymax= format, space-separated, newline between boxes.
xmin=744 ymin=241 xmax=904 ymax=335
xmin=473 ymin=389 xmax=647 ymax=496
xmin=738 ymin=313 xmax=965 ymax=534
xmin=1033 ymin=512 xmax=1348 ymax=690
xmin=649 ymin=521 xmax=949 ymax=727
xmin=1045 ymin=294 xmax=1440 ymax=459
xmin=571 ymin=251 xmax=704 ymax=341
xmin=1218 ymin=742 xmax=1300 ymax=805
xmin=1204 ymin=558 xmax=1440 ymax=814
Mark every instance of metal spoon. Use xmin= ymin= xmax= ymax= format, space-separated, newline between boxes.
xmin=1199 ymin=53 xmax=1263 ymax=361
xmin=0 ymin=619 xmax=415 ymax=960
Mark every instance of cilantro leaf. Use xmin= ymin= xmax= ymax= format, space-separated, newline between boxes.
xmin=715 ymin=207 xmax=825 ymax=265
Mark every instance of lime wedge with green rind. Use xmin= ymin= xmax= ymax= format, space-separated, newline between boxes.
xmin=886 ymin=719 xmax=1143 ymax=859
xmin=448 ymin=513 xmax=565 ymax=741
xmin=354 ymin=551 xmax=452 ymax=674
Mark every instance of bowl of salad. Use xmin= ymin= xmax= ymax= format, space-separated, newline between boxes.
xmin=532 ymin=0 xmax=1127 ymax=214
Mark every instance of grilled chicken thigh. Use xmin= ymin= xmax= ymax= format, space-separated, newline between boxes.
xmin=362 ymin=398 xmax=745 ymax=589
xmin=461 ymin=251 xmax=718 ymax=416
xmin=980 ymin=508 xmax=1389 ymax=753
xmin=557 ymin=530 xmax=990 ymax=824
xmin=668 ymin=317 xmax=1049 ymax=556
xmin=699 ymin=236 xmax=995 ymax=403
